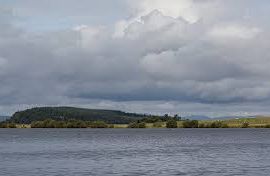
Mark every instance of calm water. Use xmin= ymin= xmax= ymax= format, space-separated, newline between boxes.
xmin=0 ymin=129 xmax=270 ymax=176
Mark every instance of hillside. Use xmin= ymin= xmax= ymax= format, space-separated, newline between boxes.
xmin=9 ymin=107 xmax=145 ymax=124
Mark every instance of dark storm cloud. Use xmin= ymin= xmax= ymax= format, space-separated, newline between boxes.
xmin=0 ymin=0 xmax=270 ymax=115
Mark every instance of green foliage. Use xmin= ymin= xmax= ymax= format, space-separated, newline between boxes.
xmin=209 ymin=121 xmax=228 ymax=128
xmin=0 ymin=122 xmax=16 ymax=128
xmin=128 ymin=122 xmax=146 ymax=128
xmin=183 ymin=120 xmax=199 ymax=128
xmin=199 ymin=121 xmax=228 ymax=128
xmin=221 ymin=123 xmax=229 ymax=128
xmin=141 ymin=116 xmax=165 ymax=123
xmin=241 ymin=122 xmax=250 ymax=128
xmin=265 ymin=124 xmax=270 ymax=128
xmin=153 ymin=121 xmax=163 ymax=128
xmin=140 ymin=114 xmax=180 ymax=123
xmin=198 ymin=123 xmax=206 ymax=128
xmin=166 ymin=119 xmax=178 ymax=128
xmin=31 ymin=119 xmax=109 ymax=128
xmin=10 ymin=107 xmax=145 ymax=124
xmin=66 ymin=120 xmax=87 ymax=128
xmin=210 ymin=121 xmax=222 ymax=128
xmin=88 ymin=121 xmax=108 ymax=128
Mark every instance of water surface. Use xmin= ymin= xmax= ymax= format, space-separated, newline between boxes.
xmin=0 ymin=129 xmax=270 ymax=176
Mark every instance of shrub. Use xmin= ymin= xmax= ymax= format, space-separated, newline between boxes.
xmin=128 ymin=122 xmax=146 ymax=128
xmin=31 ymin=121 xmax=43 ymax=128
xmin=210 ymin=121 xmax=221 ymax=128
xmin=31 ymin=119 xmax=105 ymax=128
xmin=210 ymin=121 xmax=228 ymax=128
xmin=265 ymin=124 xmax=270 ymax=128
xmin=0 ymin=122 xmax=17 ymax=128
xmin=56 ymin=121 xmax=67 ymax=128
xmin=221 ymin=123 xmax=229 ymax=128
xmin=89 ymin=121 xmax=108 ymax=128
xmin=153 ymin=121 xmax=163 ymax=128
xmin=198 ymin=121 xmax=229 ymax=128
xmin=7 ymin=123 xmax=16 ymax=128
xmin=107 ymin=124 xmax=115 ymax=128
xmin=0 ymin=122 xmax=7 ymax=128
xmin=166 ymin=119 xmax=178 ymax=128
xmin=183 ymin=120 xmax=199 ymax=128
xmin=198 ymin=123 xmax=205 ymax=128
xmin=241 ymin=122 xmax=250 ymax=128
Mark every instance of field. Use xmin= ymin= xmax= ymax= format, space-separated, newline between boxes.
xmin=122 ymin=117 xmax=270 ymax=128
xmin=201 ymin=116 xmax=270 ymax=128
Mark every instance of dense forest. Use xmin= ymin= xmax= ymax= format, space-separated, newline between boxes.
xmin=9 ymin=107 xmax=149 ymax=124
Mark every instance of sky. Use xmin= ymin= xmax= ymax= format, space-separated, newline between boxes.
xmin=0 ymin=0 xmax=270 ymax=117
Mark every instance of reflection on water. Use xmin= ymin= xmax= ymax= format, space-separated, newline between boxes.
xmin=0 ymin=129 xmax=270 ymax=176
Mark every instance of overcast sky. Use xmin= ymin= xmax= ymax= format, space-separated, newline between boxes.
xmin=1 ymin=0 xmax=270 ymax=117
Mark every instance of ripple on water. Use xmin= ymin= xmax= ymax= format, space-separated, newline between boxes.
xmin=0 ymin=129 xmax=270 ymax=176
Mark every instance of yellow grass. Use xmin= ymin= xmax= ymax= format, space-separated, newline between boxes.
xmin=15 ymin=124 xmax=31 ymax=128
xmin=113 ymin=124 xmax=128 ymax=128
xmin=202 ymin=117 xmax=270 ymax=128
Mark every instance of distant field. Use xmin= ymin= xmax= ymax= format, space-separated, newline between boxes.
xmin=113 ymin=117 xmax=270 ymax=128
xmin=202 ymin=117 xmax=270 ymax=128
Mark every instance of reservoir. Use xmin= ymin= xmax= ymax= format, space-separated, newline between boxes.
xmin=0 ymin=129 xmax=270 ymax=176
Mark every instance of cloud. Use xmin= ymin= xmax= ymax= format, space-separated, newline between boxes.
xmin=127 ymin=0 xmax=220 ymax=23
xmin=0 ymin=0 xmax=270 ymax=115
xmin=208 ymin=24 xmax=261 ymax=40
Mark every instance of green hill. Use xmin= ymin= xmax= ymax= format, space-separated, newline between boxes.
xmin=9 ymin=107 xmax=145 ymax=124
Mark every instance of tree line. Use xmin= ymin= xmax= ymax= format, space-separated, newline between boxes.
xmin=31 ymin=119 xmax=111 ymax=128
xmin=2 ymin=112 xmax=270 ymax=128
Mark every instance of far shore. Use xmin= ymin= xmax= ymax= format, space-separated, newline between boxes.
xmin=2 ymin=118 xmax=270 ymax=129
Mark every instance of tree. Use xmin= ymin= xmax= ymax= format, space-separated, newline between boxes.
xmin=173 ymin=114 xmax=179 ymax=120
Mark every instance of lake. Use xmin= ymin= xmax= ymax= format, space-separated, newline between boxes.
xmin=0 ymin=129 xmax=270 ymax=176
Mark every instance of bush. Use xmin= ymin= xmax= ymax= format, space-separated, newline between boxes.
xmin=198 ymin=121 xmax=229 ymax=128
xmin=7 ymin=123 xmax=16 ymax=128
xmin=128 ymin=122 xmax=146 ymax=128
xmin=31 ymin=121 xmax=43 ymax=128
xmin=166 ymin=119 xmax=178 ymax=128
xmin=0 ymin=122 xmax=7 ymax=128
xmin=265 ymin=124 xmax=270 ymax=128
xmin=221 ymin=123 xmax=229 ymax=128
xmin=0 ymin=122 xmax=17 ymax=128
xmin=241 ymin=122 xmax=250 ymax=128
xmin=210 ymin=121 xmax=228 ymax=128
xmin=198 ymin=123 xmax=205 ymax=128
xmin=153 ymin=121 xmax=163 ymax=128
xmin=210 ymin=121 xmax=222 ymax=128
xmin=56 ymin=121 xmax=67 ymax=128
xmin=89 ymin=121 xmax=108 ymax=128
xmin=183 ymin=120 xmax=199 ymax=128
xmin=107 ymin=124 xmax=115 ymax=128
xmin=31 ymin=119 xmax=108 ymax=128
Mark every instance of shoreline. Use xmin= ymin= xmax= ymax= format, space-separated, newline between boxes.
xmin=1 ymin=123 xmax=270 ymax=129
